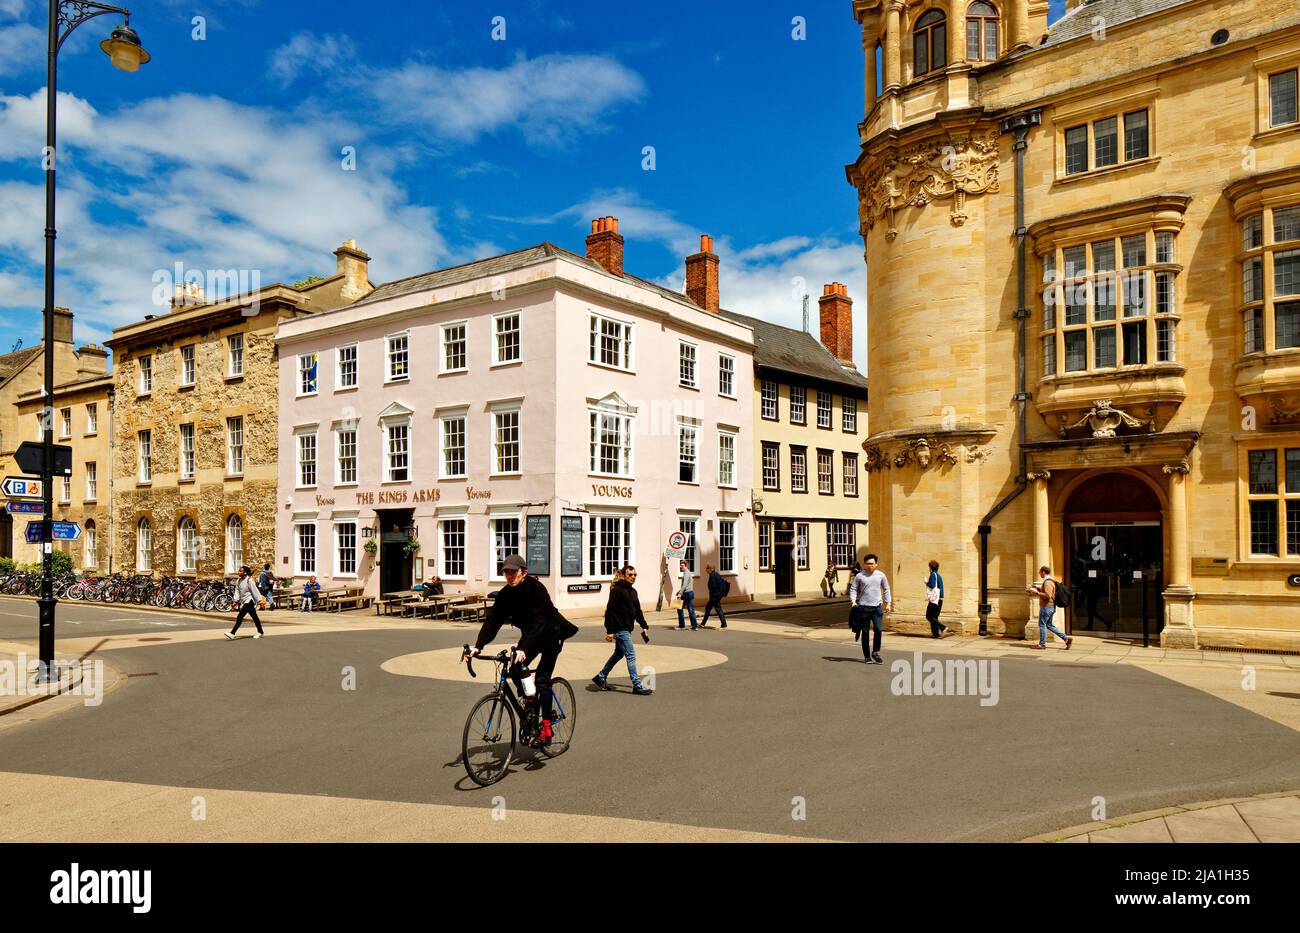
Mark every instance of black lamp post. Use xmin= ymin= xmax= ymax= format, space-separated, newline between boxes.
xmin=37 ymin=1 xmax=148 ymax=681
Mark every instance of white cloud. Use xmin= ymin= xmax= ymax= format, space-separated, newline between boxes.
xmin=0 ymin=0 xmax=29 ymax=22
xmin=373 ymin=53 xmax=645 ymax=146
xmin=0 ymin=22 xmax=41 ymax=77
xmin=0 ymin=89 xmax=448 ymax=336
xmin=268 ymin=31 xmax=358 ymax=87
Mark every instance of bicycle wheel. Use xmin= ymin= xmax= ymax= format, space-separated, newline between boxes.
xmin=462 ymin=694 xmax=516 ymax=787
xmin=539 ymin=678 xmax=576 ymax=758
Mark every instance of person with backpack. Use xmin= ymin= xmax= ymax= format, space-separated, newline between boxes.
xmin=700 ymin=563 xmax=729 ymax=629
xmin=925 ymin=559 xmax=947 ymax=638
xmin=1028 ymin=565 xmax=1072 ymax=650
xmin=257 ymin=563 xmax=276 ymax=609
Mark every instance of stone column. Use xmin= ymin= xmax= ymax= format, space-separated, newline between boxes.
xmin=1025 ymin=470 xmax=1051 ymax=640
xmin=1011 ymin=0 xmax=1030 ymax=50
xmin=1161 ymin=459 xmax=1197 ymax=647
xmin=952 ymin=1 xmax=968 ymax=64
xmin=863 ymin=22 xmax=878 ymax=114
xmin=884 ymin=1 xmax=903 ymax=89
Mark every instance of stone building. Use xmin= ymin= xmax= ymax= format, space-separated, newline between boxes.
xmin=0 ymin=309 xmax=106 ymax=563
xmin=847 ymin=0 xmax=1300 ymax=648
xmin=104 ymin=243 xmax=372 ymax=578
xmin=722 ymin=284 xmax=869 ymax=598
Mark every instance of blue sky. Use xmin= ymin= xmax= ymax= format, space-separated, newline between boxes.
xmin=0 ymin=0 xmax=1069 ymax=370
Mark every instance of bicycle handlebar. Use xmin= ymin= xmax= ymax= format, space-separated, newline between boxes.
xmin=462 ymin=644 xmax=530 ymax=680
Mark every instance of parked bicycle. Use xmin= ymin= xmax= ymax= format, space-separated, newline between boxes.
xmin=459 ymin=644 xmax=576 ymax=787
xmin=0 ymin=569 xmax=244 ymax=614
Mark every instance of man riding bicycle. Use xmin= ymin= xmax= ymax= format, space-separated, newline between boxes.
xmin=465 ymin=554 xmax=578 ymax=741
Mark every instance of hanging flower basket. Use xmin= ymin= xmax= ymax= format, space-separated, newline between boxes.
xmin=363 ymin=539 xmax=378 ymax=556
xmin=403 ymin=537 xmax=421 ymax=558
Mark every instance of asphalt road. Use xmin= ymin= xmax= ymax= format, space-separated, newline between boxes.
xmin=1 ymin=596 xmax=1298 ymax=841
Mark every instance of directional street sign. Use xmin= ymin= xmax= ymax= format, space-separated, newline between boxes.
xmin=5 ymin=500 xmax=44 ymax=515
xmin=25 ymin=521 xmax=81 ymax=544
xmin=2 ymin=477 xmax=44 ymax=499
xmin=15 ymin=441 xmax=72 ymax=477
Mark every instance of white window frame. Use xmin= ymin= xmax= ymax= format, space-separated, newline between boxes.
xmin=718 ymin=430 xmax=737 ymax=488
xmin=488 ymin=513 xmax=522 ymax=582
xmin=439 ymin=412 xmax=468 ymax=480
xmin=817 ymin=449 xmax=834 ymax=495
xmin=334 ymin=519 xmax=358 ymax=578
xmin=296 ymin=427 xmax=319 ymax=489
xmin=588 ymin=404 xmax=635 ymax=479
xmin=138 ymin=355 xmax=152 ymax=395
xmin=336 ymin=344 xmax=358 ymax=390
xmin=60 ymin=475 xmax=71 ymax=504
xmin=790 ymin=385 xmax=807 ymax=425
xmin=791 ymin=446 xmax=808 ymax=494
xmin=180 ymin=345 xmax=196 ymax=387
xmin=225 ymin=514 xmax=244 ymax=575
xmin=179 ymin=423 xmax=196 ymax=480
xmin=718 ymin=353 xmax=736 ymax=398
xmin=758 ymin=521 xmax=772 ymax=570
xmin=816 ymin=391 xmax=832 ymax=429
xmin=679 ymin=340 xmax=698 ymax=389
xmin=440 ymin=321 xmax=468 ymax=374
xmin=490 ymin=405 xmax=522 ymax=476
xmin=382 ymin=415 xmax=413 ymax=484
xmin=588 ymin=312 xmax=635 ymax=372
xmin=138 ymin=430 xmax=152 ymax=483
xmin=718 ymin=519 xmax=736 ymax=574
xmin=227 ymin=416 xmax=244 ymax=476
xmin=335 ymin=424 xmax=358 ymax=486
xmin=492 ymin=311 xmax=522 ymax=366
xmin=136 ymin=518 xmax=152 ymax=572
xmin=59 ymin=407 xmax=71 ymax=439
xmin=83 ymin=521 xmax=97 ymax=570
xmin=796 ymin=522 xmax=810 ymax=571
xmin=842 ymin=396 xmax=858 ymax=433
xmin=85 ymin=461 xmax=97 ymax=502
xmin=587 ymin=512 xmax=634 ymax=581
xmin=386 ymin=332 xmax=410 ymax=383
xmin=294 ymin=520 xmax=318 ymax=576
xmin=297 ymin=352 xmax=319 ymax=397
xmin=762 ymin=441 xmax=780 ymax=491
xmin=827 ymin=521 xmax=856 ymax=569
xmin=843 ymin=453 xmax=859 ymax=497
xmin=227 ymin=333 xmax=244 ymax=378
xmin=677 ymin=420 xmax=699 ymax=485
xmin=178 ymin=517 xmax=199 ymax=574
xmin=761 ymin=380 xmax=778 ymax=420
xmin=85 ymin=402 xmax=97 ymax=435
xmin=439 ymin=513 xmax=469 ymax=580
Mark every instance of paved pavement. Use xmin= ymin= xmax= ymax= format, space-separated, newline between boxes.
xmin=1 ymin=596 xmax=1298 ymax=842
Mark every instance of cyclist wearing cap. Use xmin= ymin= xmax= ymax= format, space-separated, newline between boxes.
xmin=467 ymin=554 xmax=578 ymax=730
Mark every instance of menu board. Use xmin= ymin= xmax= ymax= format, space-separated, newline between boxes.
xmin=526 ymin=515 xmax=551 ymax=577
xmin=561 ymin=515 xmax=583 ymax=577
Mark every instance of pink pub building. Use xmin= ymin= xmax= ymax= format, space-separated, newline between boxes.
xmin=275 ymin=219 xmax=756 ymax=612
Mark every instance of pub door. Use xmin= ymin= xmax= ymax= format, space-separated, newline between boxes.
xmin=774 ymin=523 xmax=795 ymax=597
xmin=378 ymin=509 xmax=414 ymax=595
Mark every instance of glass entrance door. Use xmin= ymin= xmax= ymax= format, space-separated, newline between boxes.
xmin=1068 ymin=522 xmax=1163 ymax=641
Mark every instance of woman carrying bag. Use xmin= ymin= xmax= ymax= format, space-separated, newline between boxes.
xmin=925 ymin=559 xmax=947 ymax=638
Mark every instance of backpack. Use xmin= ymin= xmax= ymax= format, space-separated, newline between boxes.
xmin=722 ymin=578 xmax=731 ymax=597
xmin=1051 ymin=579 xmax=1072 ymax=609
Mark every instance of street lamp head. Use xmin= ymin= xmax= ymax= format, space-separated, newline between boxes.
xmin=100 ymin=22 xmax=150 ymax=72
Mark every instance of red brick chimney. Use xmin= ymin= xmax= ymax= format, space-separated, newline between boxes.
xmin=586 ymin=216 xmax=624 ymax=276
xmin=685 ymin=234 xmax=719 ymax=312
xmin=819 ymin=282 xmax=854 ymax=365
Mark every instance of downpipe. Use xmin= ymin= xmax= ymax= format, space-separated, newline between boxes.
xmin=977 ymin=109 xmax=1041 ymax=636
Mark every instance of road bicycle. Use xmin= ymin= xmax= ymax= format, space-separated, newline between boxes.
xmin=459 ymin=644 xmax=576 ymax=787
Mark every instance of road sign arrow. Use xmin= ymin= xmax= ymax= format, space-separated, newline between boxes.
xmin=2 ymin=477 xmax=43 ymax=499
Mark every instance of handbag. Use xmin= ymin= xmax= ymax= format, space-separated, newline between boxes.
xmin=926 ymin=586 xmax=941 ymax=606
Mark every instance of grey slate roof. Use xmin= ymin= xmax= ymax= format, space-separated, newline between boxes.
xmin=720 ymin=309 xmax=867 ymax=394
xmin=0 ymin=345 xmax=40 ymax=385
xmin=1041 ymin=0 xmax=1193 ymax=47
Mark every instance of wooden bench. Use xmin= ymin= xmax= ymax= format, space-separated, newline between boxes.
xmin=325 ymin=587 xmax=371 ymax=613
xmin=376 ymin=590 xmax=419 ymax=616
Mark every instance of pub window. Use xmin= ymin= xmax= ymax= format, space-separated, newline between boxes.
xmin=913 ymin=9 xmax=946 ymax=78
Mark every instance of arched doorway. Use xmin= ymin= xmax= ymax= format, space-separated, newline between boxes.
xmin=1065 ymin=472 xmax=1164 ymax=641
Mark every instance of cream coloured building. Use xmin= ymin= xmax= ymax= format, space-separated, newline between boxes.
xmin=847 ymin=0 xmax=1300 ymax=648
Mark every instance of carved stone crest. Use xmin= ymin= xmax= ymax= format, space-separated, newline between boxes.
xmin=1269 ymin=395 xmax=1300 ymax=423
xmin=1060 ymin=399 xmax=1154 ymax=439
xmin=858 ymin=130 xmax=1000 ymax=241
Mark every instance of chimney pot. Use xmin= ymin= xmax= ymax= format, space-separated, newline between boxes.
xmin=586 ymin=215 xmax=625 ymax=276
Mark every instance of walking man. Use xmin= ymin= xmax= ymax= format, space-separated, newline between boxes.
xmin=849 ymin=554 xmax=891 ymax=664
xmin=675 ymin=559 xmax=698 ymax=631
xmin=700 ymin=563 xmax=729 ymax=629
xmin=824 ymin=561 xmax=839 ymax=598
xmin=257 ymin=563 xmax=276 ymax=608
xmin=1028 ymin=566 xmax=1072 ymax=650
xmin=226 ymin=566 xmax=264 ymax=639
xmin=593 ymin=565 xmax=653 ymax=695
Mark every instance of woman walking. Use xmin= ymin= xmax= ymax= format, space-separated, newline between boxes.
xmin=823 ymin=561 xmax=839 ymax=598
xmin=926 ymin=559 xmax=947 ymax=638
xmin=226 ymin=565 xmax=264 ymax=640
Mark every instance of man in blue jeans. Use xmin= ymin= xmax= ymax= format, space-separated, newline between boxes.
xmin=593 ymin=565 xmax=653 ymax=695
xmin=849 ymin=554 xmax=892 ymax=663
xmin=1028 ymin=565 xmax=1072 ymax=650
xmin=675 ymin=559 xmax=698 ymax=630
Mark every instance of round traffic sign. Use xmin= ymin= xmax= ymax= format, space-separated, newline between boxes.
xmin=667 ymin=531 xmax=687 ymax=550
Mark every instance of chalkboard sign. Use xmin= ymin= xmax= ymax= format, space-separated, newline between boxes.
xmin=526 ymin=515 xmax=551 ymax=577
xmin=561 ymin=515 xmax=583 ymax=577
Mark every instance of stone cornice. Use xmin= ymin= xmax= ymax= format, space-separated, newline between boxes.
xmin=862 ymin=424 xmax=998 ymax=472
xmin=1224 ymin=165 xmax=1300 ymax=219
xmin=1027 ymin=194 xmax=1192 ymax=252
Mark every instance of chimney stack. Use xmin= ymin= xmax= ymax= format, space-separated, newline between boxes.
xmin=685 ymin=234 xmax=719 ymax=313
xmin=334 ymin=240 xmax=372 ymax=302
xmin=76 ymin=344 xmax=109 ymax=377
xmin=818 ymin=282 xmax=855 ymax=365
xmin=585 ymin=216 xmax=624 ymax=276
xmin=52 ymin=307 xmax=74 ymax=344
xmin=170 ymin=280 xmax=206 ymax=310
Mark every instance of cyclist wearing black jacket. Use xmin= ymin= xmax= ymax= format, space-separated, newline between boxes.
xmin=468 ymin=554 xmax=578 ymax=723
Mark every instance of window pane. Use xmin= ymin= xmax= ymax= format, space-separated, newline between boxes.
xmin=1042 ymin=334 xmax=1056 ymax=376
xmin=1121 ymin=234 xmax=1146 ymax=268
xmin=966 ymin=19 xmax=979 ymax=60
xmin=1270 ymin=70 xmax=1298 ymax=127
xmin=1091 ymin=239 xmax=1115 ymax=272
xmin=1124 ymin=109 xmax=1149 ymax=160
xmin=1155 ymin=272 xmax=1175 ymax=314
xmin=1065 ymin=281 xmax=1087 ymax=325
xmin=1275 ymin=249 xmax=1300 ymax=296
xmin=914 ymin=31 xmax=928 ymax=75
xmin=1277 ymin=301 xmax=1300 ymax=350
xmin=1244 ymin=214 xmax=1263 ymax=251
xmin=1064 ymin=331 xmax=1087 ymax=372
xmin=1093 ymin=116 xmax=1118 ymax=168
xmin=1249 ymin=449 xmax=1278 ymax=494
xmin=1122 ymin=321 xmax=1147 ymax=364
xmin=1124 ymin=272 xmax=1147 ymax=316
xmin=1093 ymin=276 xmax=1116 ymax=320
xmin=1156 ymin=318 xmax=1176 ymax=362
xmin=1245 ymin=307 xmax=1265 ymax=353
xmin=1286 ymin=448 xmax=1300 ymax=493
xmin=1275 ymin=206 xmax=1300 ymax=244
xmin=1289 ymin=501 xmax=1300 ymax=556
xmin=1065 ymin=126 xmax=1088 ymax=174
xmin=1250 ymin=500 xmax=1278 ymax=555
xmin=933 ymin=23 xmax=946 ymax=70
xmin=984 ymin=20 xmax=997 ymax=60
xmin=1093 ymin=326 xmax=1116 ymax=368
xmin=1243 ymin=256 xmax=1263 ymax=303
xmin=1063 ymin=245 xmax=1087 ymax=277
xmin=1155 ymin=232 xmax=1175 ymax=264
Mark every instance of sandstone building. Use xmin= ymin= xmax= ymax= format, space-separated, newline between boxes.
xmin=105 ymin=244 xmax=372 ymax=578
xmin=846 ymin=0 xmax=1300 ymax=648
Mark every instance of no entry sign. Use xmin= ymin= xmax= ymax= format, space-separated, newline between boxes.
xmin=667 ymin=531 xmax=687 ymax=550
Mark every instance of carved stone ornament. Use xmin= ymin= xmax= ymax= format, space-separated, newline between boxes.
xmin=1269 ymin=395 xmax=1300 ymax=423
xmin=858 ymin=131 xmax=1000 ymax=241
xmin=894 ymin=447 xmax=912 ymax=468
xmin=1161 ymin=459 xmax=1191 ymax=476
xmin=863 ymin=445 xmax=887 ymax=472
xmin=937 ymin=444 xmax=960 ymax=466
xmin=964 ymin=446 xmax=991 ymax=464
xmin=1059 ymin=399 xmax=1154 ymax=439
xmin=1026 ymin=470 xmax=1052 ymax=483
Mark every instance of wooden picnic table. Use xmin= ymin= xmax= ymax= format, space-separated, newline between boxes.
xmin=319 ymin=586 xmax=370 ymax=613
xmin=376 ymin=590 xmax=420 ymax=616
